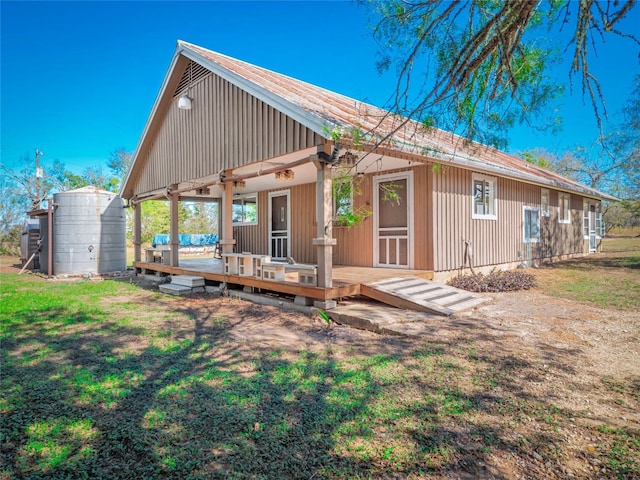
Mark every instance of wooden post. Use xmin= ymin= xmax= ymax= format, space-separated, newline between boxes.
xmin=220 ymin=171 xmax=236 ymax=254
xmin=169 ymin=185 xmax=179 ymax=267
xmin=312 ymin=157 xmax=337 ymax=296
xmin=133 ymin=201 xmax=141 ymax=263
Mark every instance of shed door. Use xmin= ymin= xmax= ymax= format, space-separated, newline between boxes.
xmin=374 ymin=172 xmax=413 ymax=268
xmin=269 ymin=191 xmax=290 ymax=260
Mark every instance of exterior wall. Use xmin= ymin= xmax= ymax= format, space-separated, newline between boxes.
xmin=233 ymin=163 xmax=600 ymax=275
xmin=332 ymin=173 xmax=374 ymax=267
xmin=234 ymin=183 xmax=317 ymax=264
xmin=233 ymin=164 xmax=434 ymax=269
xmin=432 ymin=165 xmax=599 ymax=276
xmin=131 ymin=69 xmax=323 ymax=196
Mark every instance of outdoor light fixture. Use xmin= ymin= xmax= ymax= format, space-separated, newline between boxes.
xmin=275 ymin=169 xmax=294 ymax=181
xmin=178 ymin=93 xmax=192 ymax=110
xmin=178 ymin=61 xmax=194 ymax=110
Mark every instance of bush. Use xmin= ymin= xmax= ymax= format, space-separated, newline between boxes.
xmin=448 ymin=269 xmax=537 ymax=292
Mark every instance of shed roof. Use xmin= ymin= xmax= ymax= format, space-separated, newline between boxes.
xmin=123 ymin=40 xmax=617 ymax=201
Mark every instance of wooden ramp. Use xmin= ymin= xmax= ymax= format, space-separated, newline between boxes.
xmin=361 ymin=277 xmax=486 ymax=316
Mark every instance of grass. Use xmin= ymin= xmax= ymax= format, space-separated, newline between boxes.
xmin=1 ymin=252 xmax=639 ymax=479
xmin=533 ymin=236 xmax=640 ymax=311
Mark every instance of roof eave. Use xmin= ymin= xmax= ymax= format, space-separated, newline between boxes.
xmin=377 ymin=142 xmax=619 ymax=201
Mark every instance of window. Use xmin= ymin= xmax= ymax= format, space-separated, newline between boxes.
xmin=541 ymin=189 xmax=550 ymax=217
xmin=232 ymin=194 xmax=257 ymax=225
xmin=597 ymin=212 xmax=604 ymax=237
xmin=558 ymin=193 xmax=570 ymax=224
xmin=472 ymin=173 xmax=497 ymax=219
xmin=523 ymin=206 xmax=540 ymax=243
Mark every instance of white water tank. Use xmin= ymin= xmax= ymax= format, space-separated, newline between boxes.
xmin=46 ymin=186 xmax=126 ymax=275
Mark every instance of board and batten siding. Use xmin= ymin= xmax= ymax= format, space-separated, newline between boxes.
xmin=234 ymin=184 xmax=317 ymax=264
xmin=333 ymin=164 xmax=434 ymax=270
xmin=432 ymin=166 xmax=594 ymax=273
xmin=131 ymin=68 xmax=323 ymax=197
xmin=233 ymin=164 xmax=435 ymax=269
xmin=540 ymin=190 xmax=589 ymax=258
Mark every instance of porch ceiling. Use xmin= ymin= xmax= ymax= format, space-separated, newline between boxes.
xmin=169 ymin=147 xmax=415 ymax=201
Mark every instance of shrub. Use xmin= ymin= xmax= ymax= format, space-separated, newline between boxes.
xmin=448 ymin=270 xmax=537 ymax=292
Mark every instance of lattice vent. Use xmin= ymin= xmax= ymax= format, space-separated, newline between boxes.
xmin=173 ymin=61 xmax=210 ymax=97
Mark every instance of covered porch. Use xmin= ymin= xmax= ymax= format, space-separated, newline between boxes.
xmin=123 ymin=41 xmax=435 ymax=310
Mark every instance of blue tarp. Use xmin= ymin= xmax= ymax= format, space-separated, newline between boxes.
xmin=152 ymin=234 xmax=218 ymax=248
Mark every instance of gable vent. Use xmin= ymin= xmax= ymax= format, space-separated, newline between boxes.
xmin=173 ymin=61 xmax=211 ymax=97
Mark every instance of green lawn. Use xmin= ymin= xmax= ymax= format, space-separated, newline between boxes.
xmin=534 ymin=236 xmax=640 ymax=310
xmin=1 ymin=245 xmax=639 ymax=479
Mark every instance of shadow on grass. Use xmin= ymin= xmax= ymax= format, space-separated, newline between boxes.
xmin=2 ymin=278 xmax=635 ymax=479
xmin=2 ymin=304 xmax=384 ymax=478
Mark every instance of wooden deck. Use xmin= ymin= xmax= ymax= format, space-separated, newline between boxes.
xmin=134 ymin=258 xmax=434 ymax=302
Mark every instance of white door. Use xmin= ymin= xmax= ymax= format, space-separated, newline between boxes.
xmin=374 ymin=172 xmax=413 ymax=268
xmin=269 ymin=191 xmax=290 ymax=260
xmin=589 ymin=204 xmax=597 ymax=252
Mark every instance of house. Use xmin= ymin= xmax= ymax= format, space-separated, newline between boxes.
xmin=121 ymin=40 xmax=615 ymax=308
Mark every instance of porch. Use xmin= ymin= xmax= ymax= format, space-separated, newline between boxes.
xmin=134 ymin=257 xmax=434 ymax=303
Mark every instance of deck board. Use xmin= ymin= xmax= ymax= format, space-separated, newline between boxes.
xmin=134 ymin=257 xmax=438 ymax=305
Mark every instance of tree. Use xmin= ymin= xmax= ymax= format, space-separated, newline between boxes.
xmin=181 ymin=202 xmax=219 ymax=234
xmin=363 ymin=0 xmax=638 ymax=149
xmin=50 ymin=163 xmax=119 ymax=193
xmin=0 ymin=173 xmax=28 ymax=252
xmin=140 ymin=201 xmax=171 ymax=244
xmin=0 ymin=152 xmax=62 ymax=211
xmin=137 ymin=200 xmax=198 ymax=244
xmin=607 ymin=74 xmax=640 ymax=198
xmin=0 ymin=147 xmax=133 ymax=244
xmin=107 ymin=147 xmax=132 ymax=184
xmin=0 ymin=152 xmax=61 ymax=251
xmin=521 ymin=74 xmax=640 ymax=232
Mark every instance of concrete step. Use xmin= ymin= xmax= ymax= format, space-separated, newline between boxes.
xmin=327 ymin=302 xmax=443 ymax=336
xmin=159 ymin=283 xmax=193 ymax=296
xmin=171 ymin=275 xmax=205 ymax=287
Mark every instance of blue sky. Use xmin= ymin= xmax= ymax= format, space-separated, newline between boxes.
xmin=1 ymin=1 xmax=639 ymax=175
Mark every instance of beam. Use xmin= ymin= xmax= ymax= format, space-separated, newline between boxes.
xmin=130 ymin=147 xmax=321 ymax=204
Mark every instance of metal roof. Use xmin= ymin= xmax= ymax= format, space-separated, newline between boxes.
xmin=124 ymin=40 xmax=617 ymax=201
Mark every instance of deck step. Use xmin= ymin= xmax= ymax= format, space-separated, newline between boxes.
xmin=362 ymin=277 xmax=486 ymax=316
xmin=159 ymin=283 xmax=193 ymax=296
xmin=171 ymin=275 xmax=205 ymax=287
